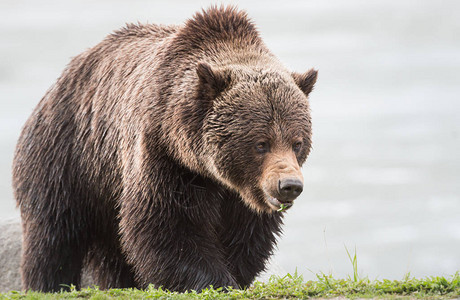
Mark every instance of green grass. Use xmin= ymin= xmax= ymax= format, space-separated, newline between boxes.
xmin=2 ymin=248 xmax=458 ymax=299
xmin=1 ymin=272 xmax=459 ymax=299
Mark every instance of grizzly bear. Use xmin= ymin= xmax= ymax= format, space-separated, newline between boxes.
xmin=12 ymin=6 xmax=317 ymax=292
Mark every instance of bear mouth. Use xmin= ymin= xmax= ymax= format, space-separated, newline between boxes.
xmin=267 ymin=196 xmax=293 ymax=211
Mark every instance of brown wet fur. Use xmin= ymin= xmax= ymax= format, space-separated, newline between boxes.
xmin=12 ymin=5 xmax=317 ymax=293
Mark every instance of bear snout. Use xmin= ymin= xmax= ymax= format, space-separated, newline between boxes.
xmin=278 ymin=178 xmax=303 ymax=202
xmin=261 ymin=153 xmax=304 ymax=211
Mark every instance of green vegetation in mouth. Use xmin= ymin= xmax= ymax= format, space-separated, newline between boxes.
xmin=277 ymin=203 xmax=288 ymax=212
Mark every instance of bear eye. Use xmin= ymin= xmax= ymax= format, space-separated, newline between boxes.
xmin=255 ymin=141 xmax=269 ymax=154
xmin=293 ymin=141 xmax=302 ymax=152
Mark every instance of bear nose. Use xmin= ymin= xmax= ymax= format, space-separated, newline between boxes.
xmin=278 ymin=178 xmax=303 ymax=202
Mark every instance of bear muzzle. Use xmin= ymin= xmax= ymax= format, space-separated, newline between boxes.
xmin=266 ymin=177 xmax=303 ymax=210
xmin=279 ymin=178 xmax=303 ymax=201
xmin=261 ymin=152 xmax=304 ymax=211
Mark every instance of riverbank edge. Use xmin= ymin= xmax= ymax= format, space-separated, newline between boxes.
xmin=1 ymin=272 xmax=459 ymax=299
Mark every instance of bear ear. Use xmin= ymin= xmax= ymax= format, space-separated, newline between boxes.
xmin=196 ymin=62 xmax=230 ymax=99
xmin=292 ymin=69 xmax=318 ymax=96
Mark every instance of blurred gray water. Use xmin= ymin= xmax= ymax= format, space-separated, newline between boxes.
xmin=1 ymin=0 xmax=459 ymax=281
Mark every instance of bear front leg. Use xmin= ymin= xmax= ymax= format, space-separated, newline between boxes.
xmin=220 ymin=193 xmax=284 ymax=288
xmin=118 ymin=162 xmax=237 ymax=292
xmin=86 ymin=239 xmax=136 ymax=289
xmin=21 ymin=217 xmax=87 ymax=292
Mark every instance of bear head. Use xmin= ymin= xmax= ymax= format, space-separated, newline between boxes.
xmin=197 ymin=62 xmax=317 ymax=214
